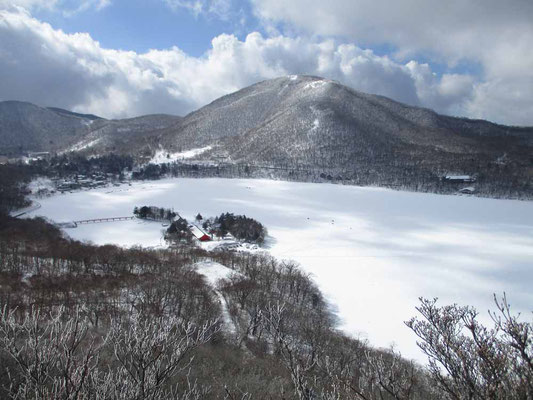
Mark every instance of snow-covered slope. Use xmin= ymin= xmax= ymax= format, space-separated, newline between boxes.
xmin=157 ymin=76 xmax=532 ymax=157
xmin=71 ymin=114 xmax=182 ymax=155
xmin=149 ymin=76 xmax=532 ymax=196
xmin=150 ymin=146 xmax=212 ymax=164
xmin=0 ymin=101 xmax=97 ymax=153
xmin=0 ymin=100 xmax=181 ymax=155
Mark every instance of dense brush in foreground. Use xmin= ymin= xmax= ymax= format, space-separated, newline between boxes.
xmin=0 ymin=216 xmax=531 ymax=399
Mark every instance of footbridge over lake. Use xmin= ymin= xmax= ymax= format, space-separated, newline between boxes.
xmin=59 ymin=216 xmax=135 ymax=228
xmin=75 ymin=216 xmax=135 ymax=225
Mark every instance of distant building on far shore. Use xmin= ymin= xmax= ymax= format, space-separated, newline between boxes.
xmin=443 ymin=175 xmax=476 ymax=183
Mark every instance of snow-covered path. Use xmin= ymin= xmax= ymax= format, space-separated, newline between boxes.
xmin=26 ymin=177 xmax=533 ymax=363
xmin=195 ymin=261 xmax=238 ymax=337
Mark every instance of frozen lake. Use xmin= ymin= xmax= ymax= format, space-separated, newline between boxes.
xmin=27 ymin=178 xmax=533 ymax=363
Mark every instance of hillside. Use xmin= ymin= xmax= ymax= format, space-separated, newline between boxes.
xmin=0 ymin=101 xmax=95 ymax=154
xmin=151 ymin=76 xmax=532 ymax=196
xmin=1 ymin=76 xmax=532 ymax=196
xmin=0 ymin=101 xmax=181 ymax=156
xmin=67 ymin=113 xmax=182 ymax=155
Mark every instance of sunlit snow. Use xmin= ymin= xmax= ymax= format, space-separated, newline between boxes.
xmin=67 ymin=138 xmax=101 ymax=152
xmin=26 ymin=178 xmax=533 ymax=363
xmin=304 ymin=80 xmax=329 ymax=90
xmin=150 ymin=146 xmax=212 ymax=164
xmin=195 ymin=260 xmax=239 ymax=336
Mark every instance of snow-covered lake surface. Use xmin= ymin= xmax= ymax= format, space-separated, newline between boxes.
xmin=27 ymin=178 xmax=533 ymax=363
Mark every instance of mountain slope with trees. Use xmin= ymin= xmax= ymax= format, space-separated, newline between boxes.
xmin=0 ymin=101 xmax=181 ymax=156
xmin=1 ymin=76 xmax=532 ymax=197
xmin=151 ymin=76 xmax=532 ymax=196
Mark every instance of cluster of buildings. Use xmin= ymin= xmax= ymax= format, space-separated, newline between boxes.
xmin=55 ymin=173 xmax=126 ymax=192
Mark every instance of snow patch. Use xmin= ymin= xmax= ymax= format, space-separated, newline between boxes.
xmin=288 ymin=75 xmax=298 ymax=81
xmin=304 ymin=80 xmax=328 ymax=90
xmin=199 ymin=237 xmax=260 ymax=252
xmin=28 ymin=177 xmax=54 ymax=194
xmin=150 ymin=146 xmax=212 ymax=164
xmin=195 ymin=261 xmax=241 ymax=336
xmin=21 ymin=272 xmax=35 ymax=284
xmin=68 ymin=138 xmax=101 ymax=152
xmin=195 ymin=260 xmax=239 ymax=287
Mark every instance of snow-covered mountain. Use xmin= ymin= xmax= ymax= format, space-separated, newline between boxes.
xmin=0 ymin=101 xmax=96 ymax=154
xmin=149 ymin=76 xmax=532 ymax=191
xmin=1 ymin=76 xmax=531 ymax=195
xmin=0 ymin=101 xmax=181 ymax=155
xmin=158 ymin=75 xmax=533 ymax=156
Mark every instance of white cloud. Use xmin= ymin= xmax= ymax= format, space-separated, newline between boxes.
xmin=163 ymin=0 xmax=231 ymax=19
xmin=467 ymin=78 xmax=533 ymax=127
xmin=0 ymin=0 xmax=111 ymax=15
xmin=406 ymin=61 xmax=475 ymax=116
xmin=252 ymin=0 xmax=533 ymax=126
xmin=62 ymin=0 xmax=112 ymax=16
xmin=5 ymin=7 xmax=532 ymax=125
xmin=163 ymin=0 xmax=203 ymax=16
xmin=0 ymin=0 xmax=58 ymax=10
xmin=252 ymin=0 xmax=533 ymax=65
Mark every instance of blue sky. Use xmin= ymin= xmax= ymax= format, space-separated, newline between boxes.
xmin=1 ymin=0 xmax=532 ymax=124
xmin=31 ymin=0 xmax=262 ymax=56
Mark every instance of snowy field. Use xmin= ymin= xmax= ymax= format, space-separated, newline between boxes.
xmin=26 ymin=178 xmax=533 ymax=363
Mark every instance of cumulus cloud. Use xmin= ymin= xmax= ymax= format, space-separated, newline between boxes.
xmin=252 ymin=0 xmax=533 ymax=65
xmin=2 ymin=7 xmax=519 ymax=124
xmin=0 ymin=8 xmax=192 ymax=117
xmin=252 ymin=0 xmax=533 ymax=126
xmin=406 ymin=61 xmax=475 ymax=116
xmin=466 ymin=77 xmax=533 ymax=126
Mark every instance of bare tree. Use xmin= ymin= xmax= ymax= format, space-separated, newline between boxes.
xmin=0 ymin=306 xmax=102 ymax=399
xmin=359 ymin=347 xmax=425 ymax=400
xmin=108 ymin=311 xmax=218 ymax=400
xmin=262 ymin=303 xmax=323 ymax=400
xmin=406 ymin=295 xmax=533 ymax=400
